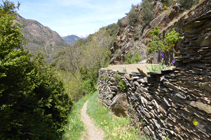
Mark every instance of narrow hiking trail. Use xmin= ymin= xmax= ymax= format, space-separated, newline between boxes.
xmin=81 ymin=100 xmax=105 ymax=140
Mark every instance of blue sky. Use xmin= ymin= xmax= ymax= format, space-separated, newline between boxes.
xmin=10 ymin=0 xmax=142 ymax=37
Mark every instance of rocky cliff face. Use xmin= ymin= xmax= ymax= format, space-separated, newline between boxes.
xmin=109 ymin=0 xmax=183 ymax=64
xmin=14 ymin=14 xmax=67 ymax=63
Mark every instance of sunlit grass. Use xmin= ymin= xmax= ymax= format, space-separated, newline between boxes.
xmin=62 ymin=93 xmax=92 ymax=140
xmin=87 ymin=92 xmax=149 ymax=140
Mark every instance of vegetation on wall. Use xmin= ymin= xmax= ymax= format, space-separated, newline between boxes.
xmin=148 ymin=25 xmax=181 ymax=63
xmin=0 ymin=1 xmax=72 ymax=139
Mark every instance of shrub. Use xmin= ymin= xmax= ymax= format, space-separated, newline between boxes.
xmin=118 ymin=80 xmax=126 ymax=91
xmin=125 ymin=51 xmax=141 ymax=64
xmin=0 ymin=1 xmax=72 ymax=139
xmin=128 ymin=9 xmax=140 ymax=26
xmin=177 ymin=0 xmax=200 ymax=10
xmin=140 ymin=0 xmax=154 ymax=31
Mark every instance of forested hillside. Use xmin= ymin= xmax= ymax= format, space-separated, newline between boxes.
xmin=54 ymin=23 xmax=119 ymax=101
xmin=0 ymin=1 xmax=72 ymax=139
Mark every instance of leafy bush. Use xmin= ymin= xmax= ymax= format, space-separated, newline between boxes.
xmin=161 ymin=0 xmax=174 ymax=7
xmin=177 ymin=0 xmax=200 ymax=10
xmin=125 ymin=51 xmax=141 ymax=64
xmin=140 ymin=0 xmax=154 ymax=31
xmin=114 ymin=72 xmax=127 ymax=91
xmin=0 ymin=1 xmax=72 ymax=139
xmin=128 ymin=8 xmax=140 ymax=26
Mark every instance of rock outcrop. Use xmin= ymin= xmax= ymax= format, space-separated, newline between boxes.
xmin=109 ymin=1 xmax=183 ymax=64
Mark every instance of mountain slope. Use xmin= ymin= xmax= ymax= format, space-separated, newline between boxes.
xmin=62 ymin=35 xmax=81 ymax=46
xmin=14 ymin=14 xmax=68 ymax=63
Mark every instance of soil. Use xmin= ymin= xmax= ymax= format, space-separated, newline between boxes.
xmin=81 ymin=101 xmax=105 ymax=140
xmin=107 ymin=63 xmax=175 ymax=74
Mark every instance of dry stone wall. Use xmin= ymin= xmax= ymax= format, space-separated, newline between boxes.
xmin=98 ymin=2 xmax=211 ymax=139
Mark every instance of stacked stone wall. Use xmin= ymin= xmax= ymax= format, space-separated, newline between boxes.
xmin=98 ymin=2 xmax=211 ymax=139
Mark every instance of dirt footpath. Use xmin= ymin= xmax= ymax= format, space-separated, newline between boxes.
xmin=107 ymin=63 xmax=175 ymax=74
xmin=81 ymin=101 xmax=105 ymax=140
xmin=107 ymin=63 xmax=156 ymax=73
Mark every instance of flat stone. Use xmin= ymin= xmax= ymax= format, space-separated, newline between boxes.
xmin=134 ymin=81 xmax=140 ymax=87
xmin=137 ymin=68 xmax=148 ymax=77
xmin=110 ymin=86 xmax=118 ymax=92
xmin=137 ymin=77 xmax=147 ymax=83
xmin=187 ymin=100 xmax=211 ymax=114
xmin=148 ymin=71 xmax=162 ymax=75
xmin=110 ymin=77 xmax=116 ymax=82
xmin=132 ymin=76 xmax=140 ymax=81
xmin=174 ymin=90 xmax=187 ymax=99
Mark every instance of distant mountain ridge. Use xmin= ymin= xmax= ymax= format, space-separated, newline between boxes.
xmin=14 ymin=14 xmax=68 ymax=63
xmin=62 ymin=35 xmax=82 ymax=46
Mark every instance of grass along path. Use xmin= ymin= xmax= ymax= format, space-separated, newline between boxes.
xmin=87 ymin=92 xmax=149 ymax=140
xmin=62 ymin=94 xmax=92 ymax=140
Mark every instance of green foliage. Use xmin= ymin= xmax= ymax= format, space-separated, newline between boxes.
xmin=123 ymin=66 xmax=127 ymax=73
xmin=134 ymin=26 xmax=142 ymax=41
xmin=0 ymin=1 xmax=72 ymax=139
xmin=63 ymin=93 xmax=93 ymax=140
xmin=114 ymin=72 xmax=121 ymax=83
xmin=161 ymin=0 xmax=174 ymax=7
xmin=118 ymin=80 xmax=126 ymax=91
xmin=140 ymin=0 xmax=154 ymax=31
xmin=87 ymin=92 xmax=148 ymax=140
xmin=102 ymin=73 xmax=109 ymax=81
xmin=125 ymin=51 xmax=141 ymax=64
xmin=146 ymin=64 xmax=167 ymax=71
xmin=148 ymin=25 xmax=165 ymax=53
xmin=55 ymin=24 xmax=117 ymax=101
xmin=114 ymin=72 xmax=127 ymax=91
xmin=164 ymin=28 xmax=180 ymax=51
xmin=148 ymin=26 xmax=180 ymax=54
xmin=177 ymin=0 xmax=200 ymax=10
xmin=128 ymin=7 xmax=140 ymax=26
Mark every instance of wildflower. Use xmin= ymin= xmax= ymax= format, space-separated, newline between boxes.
xmin=101 ymin=122 xmax=103 ymax=125
xmin=161 ymin=53 xmax=164 ymax=58
xmin=193 ymin=119 xmax=198 ymax=126
xmin=171 ymin=60 xmax=176 ymax=64
xmin=163 ymin=5 xmax=167 ymax=10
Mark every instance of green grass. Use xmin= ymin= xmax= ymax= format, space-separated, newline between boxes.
xmin=62 ymin=93 xmax=93 ymax=140
xmin=87 ymin=92 xmax=149 ymax=140
xmin=146 ymin=64 xmax=167 ymax=72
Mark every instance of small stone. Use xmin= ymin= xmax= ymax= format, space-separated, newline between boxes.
xmin=174 ymin=90 xmax=187 ymax=99
xmin=110 ymin=86 xmax=118 ymax=92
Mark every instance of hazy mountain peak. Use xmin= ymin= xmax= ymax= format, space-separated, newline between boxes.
xmin=60 ymin=33 xmax=90 ymax=39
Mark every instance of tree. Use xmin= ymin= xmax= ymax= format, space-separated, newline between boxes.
xmin=148 ymin=25 xmax=165 ymax=53
xmin=177 ymin=0 xmax=200 ymax=10
xmin=0 ymin=1 xmax=72 ymax=139
xmin=148 ymin=25 xmax=181 ymax=63
xmin=141 ymin=0 xmax=154 ymax=31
